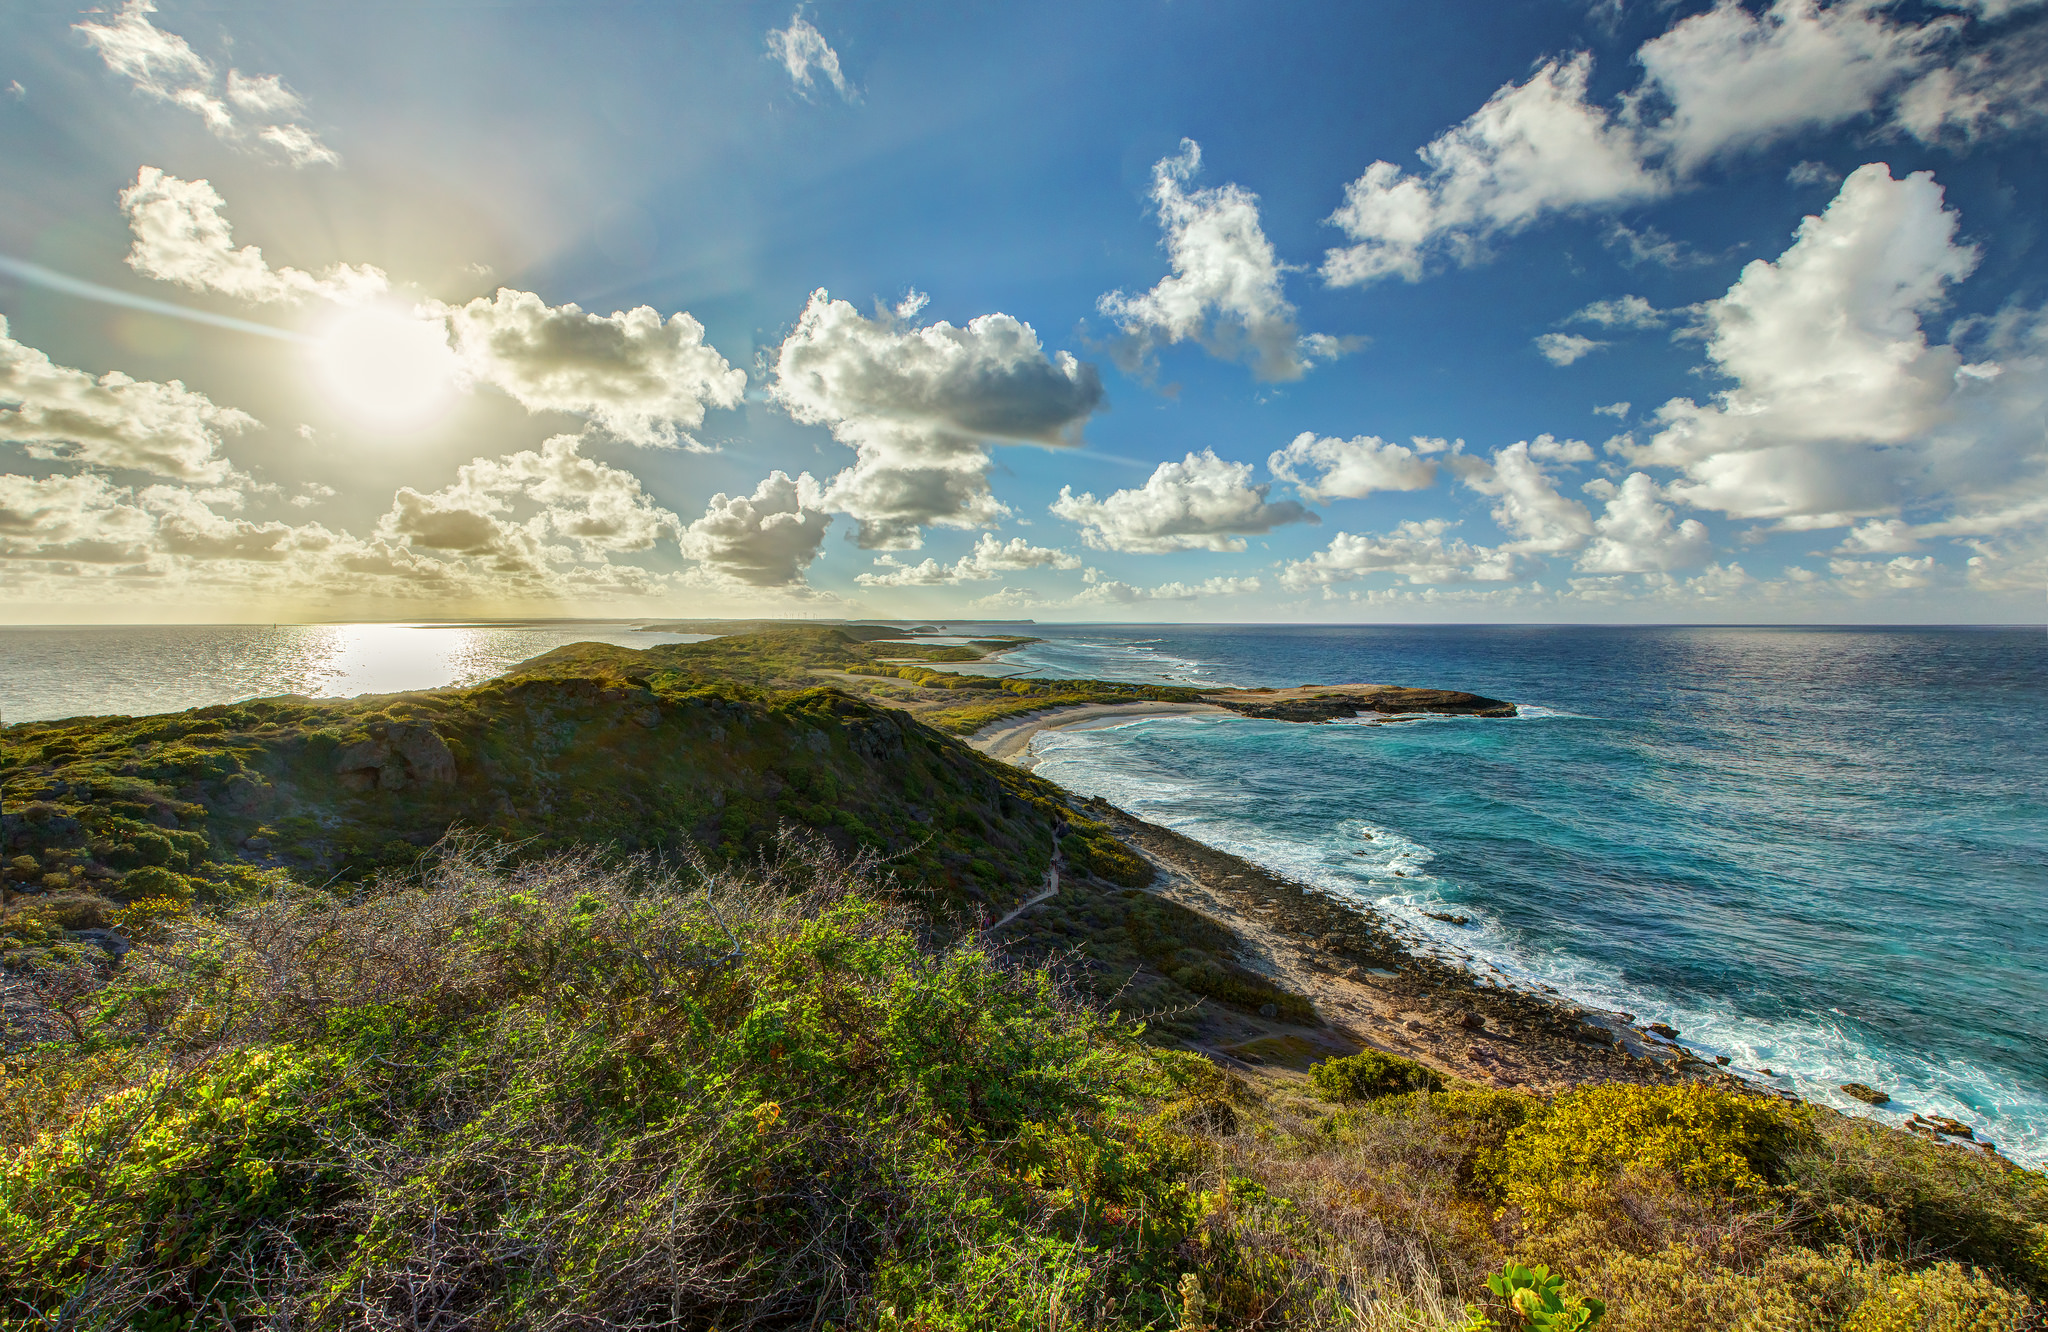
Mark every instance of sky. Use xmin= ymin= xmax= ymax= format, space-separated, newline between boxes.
xmin=1 ymin=0 xmax=2044 ymax=625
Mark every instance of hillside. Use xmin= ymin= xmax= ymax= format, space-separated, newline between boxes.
xmin=2 ymin=628 xmax=2044 ymax=1330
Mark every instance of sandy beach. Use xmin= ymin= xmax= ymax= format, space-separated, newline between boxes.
xmin=966 ymin=699 xmax=1230 ymax=766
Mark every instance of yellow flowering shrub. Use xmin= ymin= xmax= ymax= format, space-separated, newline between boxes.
xmin=1492 ymin=1083 xmax=1810 ymax=1226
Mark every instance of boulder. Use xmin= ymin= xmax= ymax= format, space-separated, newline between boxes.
xmin=1840 ymin=1082 xmax=1890 ymax=1105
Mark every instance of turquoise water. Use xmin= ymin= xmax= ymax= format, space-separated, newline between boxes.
xmin=1006 ymin=625 xmax=2048 ymax=1166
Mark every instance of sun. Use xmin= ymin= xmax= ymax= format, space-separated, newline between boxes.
xmin=310 ymin=304 xmax=460 ymax=429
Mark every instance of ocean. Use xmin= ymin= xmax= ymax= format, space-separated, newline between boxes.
xmin=999 ymin=625 xmax=2048 ymax=1166
xmin=0 ymin=622 xmax=707 ymax=724
xmin=3 ymin=620 xmax=2043 ymax=1164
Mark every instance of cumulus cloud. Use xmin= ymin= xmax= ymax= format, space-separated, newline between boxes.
xmin=1280 ymin=518 xmax=1522 ymax=588
xmin=1323 ymin=53 xmax=1665 ymax=287
xmin=1051 ymin=448 xmax=1317 ymax=553
xmin=1594 ymin=401 xmax=1632 ymax=419
xmin=1321 ymin=1 xmax=2033 ymax=287
xmin=75 ymin=1 xmax=338 ymax=166
xmin=678 ymin=471 xmax=833 ymax=587
xmin=1268 ymin=431 xmax=1439 ymax=501
xmin=437 ymin=288 xmax=747 ymax=448
xmin=1449 ymin=440 xmax=1596 ymax=553
xmin=1630 ymin=0 xmax=1944 ymax=173
xmin=770 ymin=289 xmax=1104 ymax=548
xmin=766 ymin=12 xmax=856 ymax=101
xmin=856 ymin=533 xmax=1080 ymax=586
xmin=1536 ymin=332 xmax=1609 ymax=365
xmin=1072 ymin=570 xmax=1263 ymax=604
xmin=1626 ymin=163 xmax=2035 ymax=528
xmin=0 ymin=315 xmax=254 ymax=482
xmin=0 ymin=472 xmax=156 ymax=565
xmin=377 ymin=435 xmax=684 ymax=569
xmin=1576 ymin=472 xmax=1713 ymax=571
xmin=120 ymin=168 xmax=388 ymax=304
xmin=1100 ymin=140 xmax=1351 ymax=381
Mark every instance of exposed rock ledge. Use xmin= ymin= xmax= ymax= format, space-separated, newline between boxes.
xmin=1202 ymin=683 xmax=1516 ymax=723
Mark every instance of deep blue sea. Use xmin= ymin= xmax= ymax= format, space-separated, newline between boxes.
xmin=4 ymin=621 xmax=2043 ymax=1164
xmin=993 ymin=625 xmax=2048 ymax=1166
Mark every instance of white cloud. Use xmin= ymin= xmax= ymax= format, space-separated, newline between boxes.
xmin=1892 ymin=20 xmax=2048 ymax=142
xmin=1629 ymin=164 xmax=2002 ymax=524
xmin=1072 ymin=570 xmax=1263 ymax=604
xmin=1320 ymin=1 xmax=2031 ymax=288
xmin=855 ymin=533 xmax=1079 ymax=587
xmin=75 ymin=1 xmax=339 ymax=166
xmin=120 ymin=168 xmax=388 ymax=305
xmin=1576 ymin=472 xmax=1713 ymax=571
xmin=1280 ymin=518 xmax=1522 ymax=588
xmin=1827 ymin=553 xmax=1939 ymax=592
xmin=1536 ymin=332 xmax=1608 ymax=365
xmin=678 ymin=470 xmax=833 ymax=588
xmin=1593 ymin=400 xmax=1632 ymax=418
xmin=0 ymin=315 xmax=254 ymax=482
xmin=1267 ymin=431 xmax=1439 ymax=501
xmin=1835 ymin=517 xmax=1922 ymax=552
xmin=437 ymin=288 xmax=746 ymax=448
xmin=1323 ymin=53 xmax=1665 ymax=287
xmin=1051 ymin=448 xmax=1317 ymax=553
xmin=766 ymin=12 xmax=856 ymax=102
xmin=770 ymin=289 xmax=1104 ymax=548
xmin=377 ymin=435 xmax=683 ymax=568
xmin=1527 ymin=434 xmax=1596 ymax=462
xmin=0 ymin=472 xmax=156 ymax=565
xmin=1100 ymin=140 xmax=1349 ymax=381
xmin=1450 ymin=440 xmax=1596 ymax=553
xmin=1631 ymin=0 xmax=1943 ymax=173
xmin=1570 ymin=294 xmax=1668 ymax=328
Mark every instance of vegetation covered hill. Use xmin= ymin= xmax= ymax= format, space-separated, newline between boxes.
xmin=2 ymin=628 xmax=2044 ymax=1329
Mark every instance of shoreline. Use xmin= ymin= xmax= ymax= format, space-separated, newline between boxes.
xmin=966 ymin=700 xmax=1230 ymax=767
xmin=971 ymin=702 xmax=2022 ymax=1161
xmin=965 ymin=702 xmax=1720 ymax=1094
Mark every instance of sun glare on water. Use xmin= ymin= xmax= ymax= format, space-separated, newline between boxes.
xmin=311 ymin=304 xmax=460 ymax=429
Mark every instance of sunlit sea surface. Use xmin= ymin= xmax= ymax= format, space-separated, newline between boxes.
xmin=0 ymin=622 xmax=707 ymax=722
xmin=3 ymin=620 xmax=2043 ymax=1165
xmin=995 ymin=625 xmax=2047 ymax=1166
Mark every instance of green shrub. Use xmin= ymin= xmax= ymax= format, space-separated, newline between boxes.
xmin=1782 ymin=1112 xmax=2048 ymax=1294
xmin=1311 ymin=1050 xmax=1445 ymax=1102
xmin=117 ymin=866 xmax=195 ymax=904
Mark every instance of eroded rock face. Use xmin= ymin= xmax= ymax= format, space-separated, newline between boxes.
xmin=334 ymin=724 xmax=458 ymax=791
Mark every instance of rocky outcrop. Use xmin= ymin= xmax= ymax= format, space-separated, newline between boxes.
xmin=1205 ymin=684 xmax=1515 ymax=723
xmin=334 ymin=724 xmax=459 ymax=792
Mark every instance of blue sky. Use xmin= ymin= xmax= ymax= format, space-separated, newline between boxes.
xmin=1 ymin=0 xmax=2043 ymax=623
